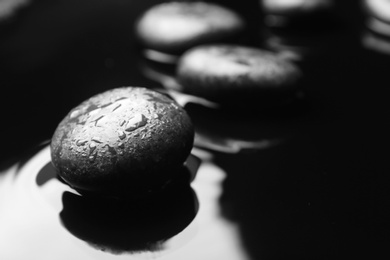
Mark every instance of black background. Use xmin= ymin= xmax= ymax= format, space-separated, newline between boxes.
xmin=0 ymin=0 xmax=388 ymax=259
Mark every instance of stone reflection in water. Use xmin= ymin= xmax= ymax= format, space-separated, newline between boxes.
xmin=259 ymin=0 xmax=339 ymax=62
xmin=361 ymin=0 xmax=390 ymax=55
xmin=57 ymin=154 xmax=200 ymax=255
xmin=137 ymin=54 xmax=221 ymax=110
xmin=36 ymin=161 xmax=60 ymax=186
xmin=59 ymin=174 xmax=198 ymax=255
xmin=361 ymin=29 xmax=390 ymax=55
xmin=185 ymin=100 xmax=309 ymax=154
xmin=138 ymin=55 xmax=179 ymax=90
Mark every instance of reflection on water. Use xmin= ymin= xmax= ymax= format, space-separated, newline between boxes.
xmin=138 ymin=51 xmax=309 ymax=154
xmin=214 ymin=135 xmax=341 ymax=259
xmin=137 ymin=55 xmax=181 ymax=93
xmin=138 ymin=57 xmax=221 ymax=109
xmin=142 ymin=49 xmax=180 ymax=65
xmin=0 ymin=145 xmax=203 ymax=259
xmin=259 ymin=0 xmax=339 ymax=62
xmin=34 ymin=152 xmax=201 ymax=255
xmin=361 ymin=29 xmax=390 ymax=55
xmin=361 ymin=1 xmax=390 ymax=55
xmin=36 ymin=160 xmax=59 ymax=186
xmin=185 ymin=100 xmax=309 ymax=154
xmin=60 ymin=174 xmax=199 ymax=254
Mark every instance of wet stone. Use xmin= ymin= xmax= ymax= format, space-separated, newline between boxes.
xmin=69 ymin=110 xmax=80 ymax=119
xmin=111 ymin=104 xmax=122 ymax=112
xmin=88 ymin=108 xmax=102 ymax=119
xmin=92 ymin=137 xmax=102 ymax=143
xmin=89 ymin=143 xmax=97 ymax=153
xmin=118 ymin=131 xmax=126 ymax=140
xmin=76 ymin=139 xmax=88 ymax=146
xmin=93 ymin=115 xmax=105 ymax=126
xmin=125 ymin=114 xmax=148 ymax=132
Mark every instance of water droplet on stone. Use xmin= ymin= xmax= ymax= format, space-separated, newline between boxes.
xmin=118 ymin=131 xmax=126 ymax=140
xmin=94 ymin=115 xmax=105 ymax=126
xmin=92 ymin=137 xmax=102 ymax=143
xmin=89 ymin=142 xmax=96 ymax=153
xmin=125 ymin=114 xmax=148 ymax=132
xmin=105 ymin=145 xmax=118 ymax=160
xmin=112 ymin=104 xmax=122 ymax=112
xmin=88 ymin=108 xmax=102 ymax=118
xmin=70 ymin=110 xmax=80 ymax=119
xmin=76 ymin=139 xmax=88 ymax=146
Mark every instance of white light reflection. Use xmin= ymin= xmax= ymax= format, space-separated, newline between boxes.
xmin=362 ymin=31 xmax=390 ymax=55
xmin=0 ymin=146 xmax=83 ymax=260
xmin=0 ymin=0 xmax=30 ymax=20
xmin=361 ymin=0 xmax=390 ymax=54
xmin=363 ymin=0 xmax=390 ymax=23
xmin=160 ymin=148 xmax=250 ymax=260
xmin=0 ymin=146 xmax=249 ymax=260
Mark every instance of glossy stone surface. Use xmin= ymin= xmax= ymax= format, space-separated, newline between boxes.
xmin=50 ymin=87 xmax=194 ymax=197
